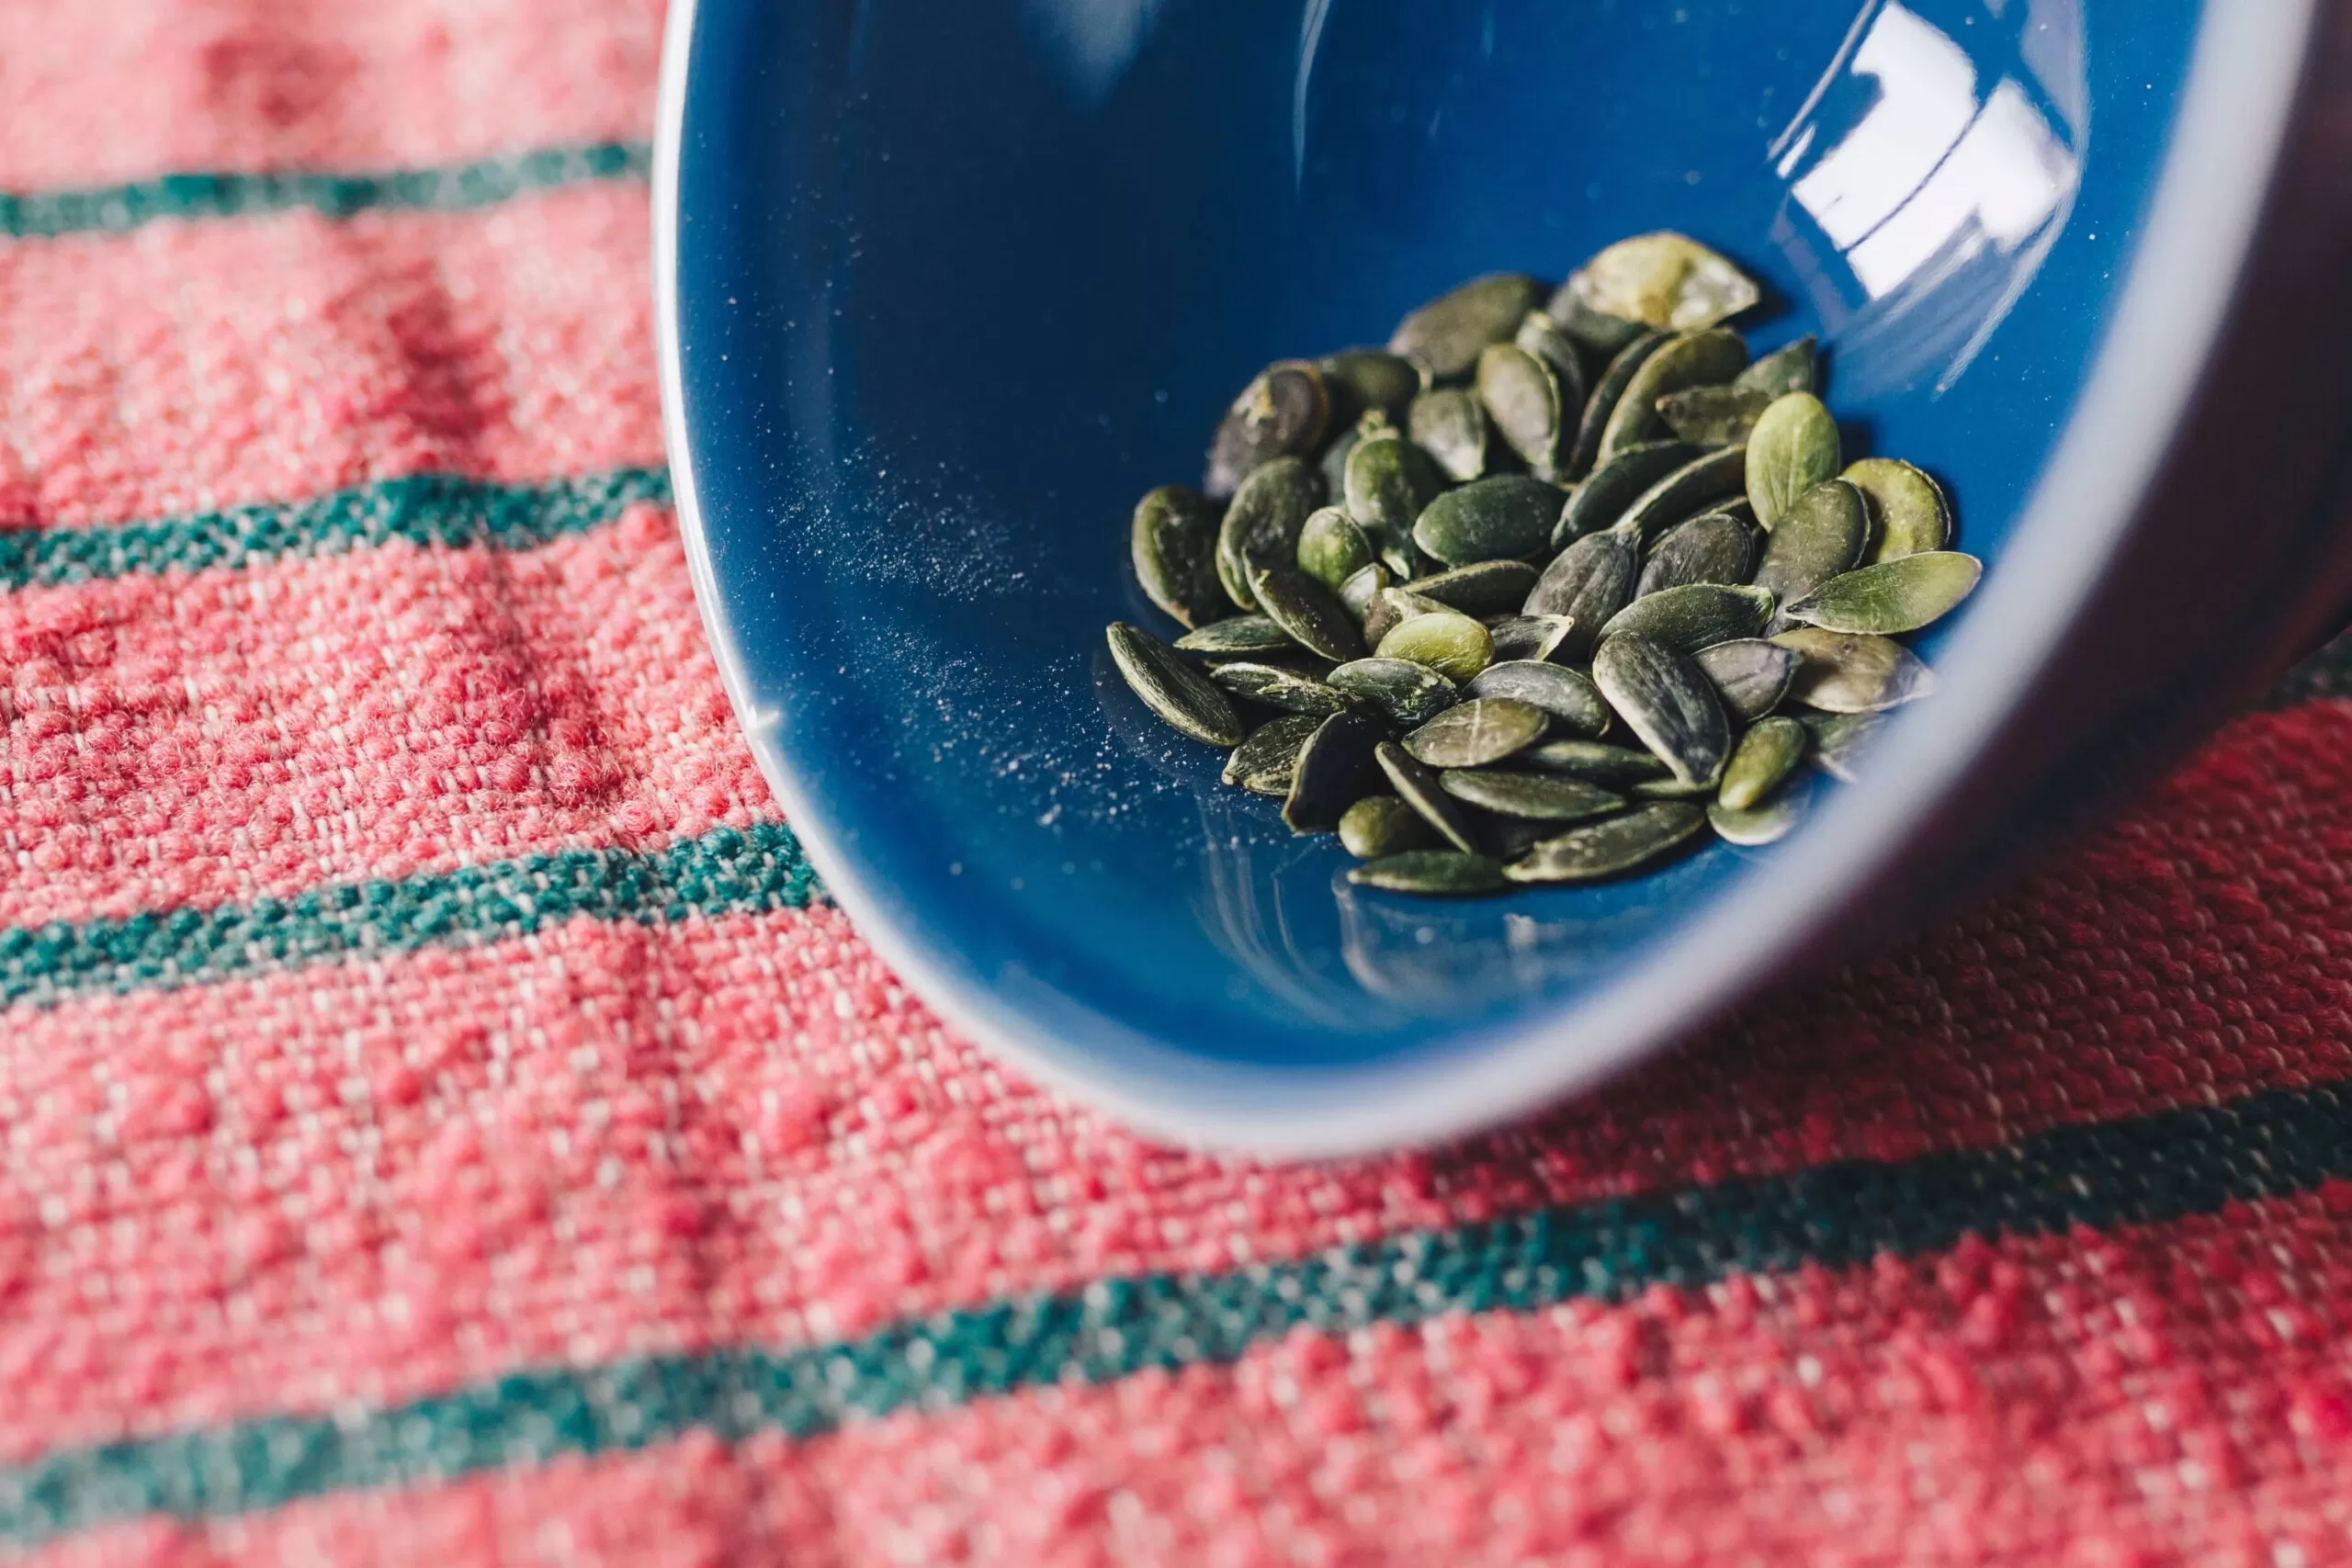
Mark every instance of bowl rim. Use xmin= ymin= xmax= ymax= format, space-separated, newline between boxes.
xmin=654 ymin=0 xmax=2320 ymax=1156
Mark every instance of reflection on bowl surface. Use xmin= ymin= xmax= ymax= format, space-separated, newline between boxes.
xmin=669 ymin=0 xmax=2208 ymax=1113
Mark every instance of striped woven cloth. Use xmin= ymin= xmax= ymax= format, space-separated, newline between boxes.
xmin=7 ymin=4 xmax=2352 ymax=1563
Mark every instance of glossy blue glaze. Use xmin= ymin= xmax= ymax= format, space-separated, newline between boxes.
xmin=668 ymin=2 xmax=2208 ymax=1116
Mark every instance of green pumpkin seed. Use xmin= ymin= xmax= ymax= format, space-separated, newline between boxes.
xmin=1544 ymin=283 xmax=1651 ymax=363
xmin=1328 ymin=658 xmax=1459 ymax=729
xmin=1413 ymin=475 xmax=1565 ymax=568
xmin=1745 ymin=392 xmax=1840 ymax=529
xmin=1296 ymin=507 xmax=1376 ymax=589
xmin=1338 ymin=794 xmax=1439 ymax=859
xmin=1476 ymin=343 xmax=1566 ymax=478
xmin=1554 ymin=441 xmax=1705 ymax=547
xmin=1408 ymin=386 xmax=1490 ymax=482
xmin=1222 ymin=713 xmax=1325 ymax=788
xmin=1719 ymin=716 xmax=1807 ymax=810
xmin=1617 ymin=445 xmax=1749 ymax=543
xmin=1129 ymin=483 xmax=1227 ymax=629
xmin=1282 ymin=712 xmax=1385 ymax=834
xmin=1343 ymin=433 xmax=1447 ymax=567
xmin=1566 ymin=330 xmax=1668 ymax=479
xmin=1845 ymin=458 xmax=1951 ymax=560
xmin=1440 ymin=769 xmax=1623 ymax=823
xmin=1487 ymin=614 xmax=1576 ymax=664
xmin=1772 ymin=626 xmax=1938 ymax=713
xmin=1691 ymin=638 xmax=1800 ymax=721
xmin=1319 ymin=419 xmax=1366 ymax=500
xmin=1513 ymin=310 xmax=1589 ymax=413
xmin=1804 ymin=711 xmax=1886 ymax=782
xmin=1630 ymin=774 xmax=1718 ymax=800
xmin=1566 ymin=231 xmax=1760 ymax=332
xmin=1503 ymin=802 xmax=1709 ymax=884
xmin=1106 ymin=622 xmax=1249 ymax=747
xmin=1592 ymin=634 xmax=1729 ymax=786
xmin=1709 ymin=795 xmax=1799 ymax=846
xmin=1173 ymin=615 xmax=1295 ymax=656
xmin=1348 ymin=850 xmax=1511 ymax=897
xmin=1250 ymin=568 xmax=1368 ymax=662
xmin=1210 ymin=661 xmax=1354 ymax=717
xmin=1377 ymin=608 xmax=1494 ymax=684
xmin=1599 ymin=582 xmax=1776 ymax=654
xmin=1204 ymin=360 xmax=1331 ymax=501
xmin=1374 ymin=740 xmax=1484 ymax=853
xmin=1464 ymin=660 xmax=1611 ymax=735
xmin=1733 ymin=334 xmax=1819 ymax=397
xmin=1523 ymin=528 xmax=1639 ymax=662
xmin=1654 ymin=385 xmax=1774 ymax=446
xmin=1753 ymin=479 xmax=1868 ymax=607
xmin=1216 ymin=457 xmax=1325 ymax=610
xmin=1782 ymin=551 xmax=1982 ymax=635
xmin=1483 ymin=815 xmax=1562 ymax=861
xmin=1636 ymin=511 xmax=1756 ymax=595
xmin=1401 ymin=697 xmax=1551 ymax=768
xmin=1406 ymin=560 xmax=1541 ymax=619
xmin=1597 ymin=327 xmax=1749 ymax=464
xmin=1362 ymin=587 xmax=1448 ymax=648
xmin=1338 ymin=561 xmax=1392 ymax=620
xmin=1388 ymin=273 xmax=1545 ymax=381
xmin=1517 ymin=739 xmax=1671 ymax=785
xmin=1318 ymin=348 xmax=1426 ymax=423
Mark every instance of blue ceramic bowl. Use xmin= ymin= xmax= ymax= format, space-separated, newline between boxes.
xmin=657 ymin=0 xmax=2352 ymax=1154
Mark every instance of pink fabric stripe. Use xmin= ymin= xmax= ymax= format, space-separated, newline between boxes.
xmin=0 ymin=505 xmax=763 ymax=930
xmin=0 ymin=0 xmax=662 ymax=192
xmin=30 ymin=1197 xmax=2352 ymax=1566
xmin=0 ymin=184 xmax=658 ymax=532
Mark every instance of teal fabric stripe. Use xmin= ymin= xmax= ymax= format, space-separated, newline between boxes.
xmin=2 ymin=1080 xmax=2344 ymax=1544
xmin=0 ymin=141 xmax=650 ymax=239
xmin=0 ymin=823 xmax=820 ymax=1013
xmin=0 ymin=467 xmax=670 ymax=591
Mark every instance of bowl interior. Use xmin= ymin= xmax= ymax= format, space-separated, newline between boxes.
xmin=669 ymin=0 xmax=2208 ymax=1125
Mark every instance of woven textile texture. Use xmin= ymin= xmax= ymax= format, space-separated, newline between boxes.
xmin=6 ymin=4 xmax=2352 ymax=1564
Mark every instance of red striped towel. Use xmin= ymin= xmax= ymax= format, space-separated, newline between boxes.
xmin=6 ymin=4 xmax=2352 ymax=1562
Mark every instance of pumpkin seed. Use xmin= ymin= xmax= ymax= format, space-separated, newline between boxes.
xmin=1637 ymin=511 xmax=1757 ymax=595
xmin=1374 ymin=740 xmax=1484 ymax=853
xmin=1753 ymin=479 xmax=1868 ymax=607
xmin=1464 ymin=660 xmax=1611 ymax=735
xmin=1362 ymin=587 xmax=1449 ymax=648
xmin=1845 ymin=458 xmax=1951 ymax=560
xmin=1413 ymin=475 xmax=1565 ymax=567
xmin=1344 ymin=433 xmax=1447 ymax=567
xmin=1401 ymin=697 xmax=1551 ymax=768
xmin=1222 ymin=713 xmax=1325 ymax=788
xmin=1106 ymin=622 xmax=1250 ymax=747
xmin=1210 ymin=662 xmax=1354 ymax=717
xmin=1295 ymin=506 xmax=1375 ymax=589
xmin=1617 ymin=445 xmax=1749 ymax=543
xmin=1719 ymin=716 xmax=1807 ymax=810
xmin=1408 ymin=387 xmax=1491 ymax=483
xmin=1130 ymin=483 xmax=1227 ymax=629
xmin=1338 ymin=794 xmax=1439 ymax=859
xmin=1518 ymin=739 xmax=1671 ymax=785
xmin=1204 ymin=360 xmax=1331 ymax=501
xmin=1282 ymin=712 xmax=1385 ymax=834
xmin=1772 ymin=626 xmax=1938 ymax=713
xmin=1338 ymin=561 xmax=1392 ymax=619
xmin=1251 ymin=568 xmax=1367 ymax=662
xmin=1592 ymin=634 xmax=1730 ymax=786
xmin=1655 ymin=384 xmax=1774 ymax=446
xmin=1173 ymin=615 xmax=1294 ymax=656
xmin=1566 ymin=330 xmax=1668 ymax=479
xmin=1545 ymin=284 xmax=1652 ymax=363
xmin=1745 ymin=392 xmax=1840 ymax=529
xmin=1405 ymin=561 xmax=1537 ymax=619
xmin=1554 ymin=441 xmax=1705 ymax=547
xmin=1348 ymin=850 xmax=1511 ymax=897
xmin=1709 ymin=795 xmax=1799 ymax=847
xmin=1483 ymin=815 xmax=1563 ymax=862
xmin=1476 ymin=343 xmax=1566 ymax=478
xmin=1318 ymin=348 xmax=1426 ymax=423
xmin=1566 ymin=232 xmax=1760 ymax=332
xmin=1733 ymin=334 xmax=1819 ymax=397
xmin=1328 ymin=658 xmax=1459 ymax=728
xmin=1376 ymin=608 xmax=1494 ymax=684
xmin=1503 ymin=802 xmax=1709 ymax=884
xmin=1320 ymin=418 xmax=1366 ymax=500
xmin=1440 ymin=769 xmax=1623 ymax=822
xmin=1691 ymin=638 xmax=1800 ymax=721
xmin=1782 ymin=552 xmax=1982 ymax=636
xmin=1631 ymin=774 xmax=1718 ymax=800
xmin=1804 ymin=711 xmax=1886 ymax=782
xmin=1523 ymin=528 xmax=1638 ymax=663
xmin=1597 ymin=327 xmax=1749 ymax=464
xmin=1513 ymin=310 xmax=1589 ymax=413
xmin=1487 ymin=614 xmax=1577 ymax=664
xmin=1216 ymin=457 xmax=1325 ymax=610
xmin=1388 ymin=273 xmax=1544 ymax=381
xmin=1599 ymin=582 xmax=1776 ymax=654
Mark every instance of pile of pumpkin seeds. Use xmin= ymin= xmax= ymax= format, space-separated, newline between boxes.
xmin=1109 ymin=231 xmax=1978 ymax=897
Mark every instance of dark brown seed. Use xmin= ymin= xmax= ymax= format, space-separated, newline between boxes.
xmin=1804 ymin=711 xmax=1886 ymax=782
xmin=1318 ymin=348 xmax=1426 ymax=423
xmin=1616 ymin=445 xmax=1749 ymax=544
xmin=1251 ymin=568 xmax=1368 ymax=662
xmin=1709 ymin=795 xmax=1800 ymax=846
xmin=1129 ymin=483 xmax=1227 ymax=630
xmin=1439 ymin=769 xmax=1623 ymax=822
xmin=1753 ymin=479 xmax=1869 ymax=608
xmin=1591 ymin=634 xmax=1730 ymax=786
xmin=1464 ymin=661 xmax=1610 ymax=736
xmin=1388 ymin=273 xmax=1546 ymax=381
xmin=1347 ymin=850 xmax=1511 ymax=897
xmin=1282 ymin=712 xmax=1384 ymax=834
xmin=1408 ymin=560 xmax=1542 ymax=617
xmin=1374 ymin=740 xmax=1485 ymax=854
xmin=1733 ymin=335 xmax=1819 ymax=397
xmin=1772 ymin=626 xmax=1938 ymax=713
xmin=1487 ymin=614 xmax=1577 ymax=663
xmin=1476 ymin=342 xmax=1565 ymax=478
xmin=1401 ymin=698 xmax=1550 ymax=768
xmin=1503 ymin=802 xmax=1709 ymax=884
xmin=1566 ymin=331 xmax=1668 ymax=479
xmin=1173 ymin=615 xmax=1295 ymax=656
xmin=1344 ymin=434 xmax=1447 ymax=570
xmin=1691 ymin=638 xmax=1800 ymax=721
xmin=1408 ymin=386 xmax=1491 ymax=483
xmin=1518 ymin=739 xmax=1671 ymax=785
xmin=1204 ymin=361 xmax=1331 ymax=501
xmin=1523 ymin=528 xmax=1639 ymax=663
xmin=1554 ymin=442 xmax=1705 ymax=547
xmin=1106 ymin=622 xmax=1249 ymax=747
xmin=1654 ymin=384 xmax=1774 ymax=446
xmin=1596 ymin=327 xmax=1749 ymax=463
xmin=1221 ymin=713 xmax=1325 ymax=788
xmin=1216 ymin=457 xmax=1325 ymax=610
xmin=1597 ymin=583 xmax=1776 ymax=655
xmin=1719 ymin=716 xmax=1808 ymax=809
xmin=1338 ymin=794 xmax=1439 ymax=859
xmin=1637 ymin=511 xmax=1757 ymax=595
xmin=1210 ymin=662 xmax=1353 ymax=717
xmin=1413 ymin=475 xmax=1566 ymax=568
xmin=1513 ymin=310 xmax=1589 ymax=413
xmin=1328 ymin=658 xmax=1459 ymax=728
